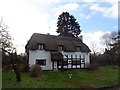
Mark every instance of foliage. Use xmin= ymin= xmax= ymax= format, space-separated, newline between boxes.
xmin=17 ymin=54 xmax=25 ymax=64
xmin=21 ymin=62 xmax=29 ymax=72
xmin=30 ymin=64 xmax=43 ymax=77
xmin=90 ymin=54 xmax=110 ymax=66
xmin=90 ymin=42 xmax=98 ymax=54
xmin=110 ymin=30 xmax=120 ymax=65
xmin=3 ymin=53 xmax=29 ymax=73
xmin=0 ymin=18 xmax=21 ymax=82
xmin=0 ymin=17 xmax=13 ymax=51
xmin=101 ymin=32 xmax=117 ymax=50
xmin=10 ymin=51 xmax=21 ymax=82
xmin=56 ymin=12 xmax=81 ymax=37
xmin=87 ymin=62 xmax=99 ymax=71
xmin=2 ymin=54 xmax=11 ymax=66
xmin=102 ymin=30 xmax=120 ymax=65
xmin=2 ymin=66 xmax=119 ymax=88
xmin=0 ymin=17 xmax=13 ymax=68
xmin=2 ymin=65 xmax=12 ymax=73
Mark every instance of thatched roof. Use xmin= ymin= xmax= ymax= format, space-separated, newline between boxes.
xmin=25 ymin=33 xmax=91 ymax=52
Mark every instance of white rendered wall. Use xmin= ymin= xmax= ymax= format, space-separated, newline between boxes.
xmin=29 ymin=50 xmax=90 ymax=70
xmin=29 ymin=50 xmax=52 ymax=70
xmin=84 ymin=53 xmax=90 ymax=67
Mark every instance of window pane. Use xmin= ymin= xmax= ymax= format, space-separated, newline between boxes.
xmin=58 ymin=46 xmax=63 ymax=51
xmin=77 ymin=61 xmax=80 ymax=64
xmin=58 ymin=61 xmax=62 ymax=66
xmin=73 ymin=61 xmax=77 ymax=65
xmin=36 ymin=59 xmax=46 ymax=65
xmin=41 ymin=45 xmax=43 ymax=49
xmin=63 ymin=61 xmax=68 ymax=65
xmin=76 ymin=46 xmax=80 ymax=51
xmin=38 ymin=44 xmax=44 ymax=50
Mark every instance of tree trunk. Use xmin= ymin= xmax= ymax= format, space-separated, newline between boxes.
xmin=2 ymin=48 xmax=21 ymax=82
xmin=12 ymin=64 xmax=21 ymax=82
xmin=11 ymin=52 xmax=21 ymax=82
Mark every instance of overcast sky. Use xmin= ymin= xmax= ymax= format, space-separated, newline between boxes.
xmin=0 ymin=0 xmax=118 ymax=54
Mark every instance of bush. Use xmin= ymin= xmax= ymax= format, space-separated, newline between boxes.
xmin=30 ymin=64 xmax=43 ymax=77
xmin=2 ymin=65 xmax=12 ymax=73
xmin=90 ymin=54 xmax=110 ymax=66
xmin=20 ymin=64 xmax=30 ymax=72
xmin=87 ymin=62 xmax=99 ymax=71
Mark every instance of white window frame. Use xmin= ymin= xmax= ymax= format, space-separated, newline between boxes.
xmin=36 ymin=59 xmax=46 ymax=65
xmin=38 ymin=44 xmax=44 ymax=50
xmin=58 ymin=45 xmax=63 ymax=51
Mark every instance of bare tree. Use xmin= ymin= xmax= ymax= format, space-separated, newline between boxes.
xmin=90 ymin=42 xmax=98 ymax=55
xmin=100 ymin=32 xmax=117 ymax=50
xmin=0 ymin=17 xmax=21 ymax=82
xmin=0 ymin=17 xmax=13 ymax=51
xmin=101 ymin=31 xmax=119 ymax=65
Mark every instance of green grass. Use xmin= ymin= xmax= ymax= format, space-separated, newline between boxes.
xmin=2 ymin=66 xmax=119 ymax=88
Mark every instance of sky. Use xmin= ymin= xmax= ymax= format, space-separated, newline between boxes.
xmin=0 ymin=0 xmax=118 ymax=54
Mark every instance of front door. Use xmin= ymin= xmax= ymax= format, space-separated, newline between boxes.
xmin=53 ymin=61 xmax=58 ymax=71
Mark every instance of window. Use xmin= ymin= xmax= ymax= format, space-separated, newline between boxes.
xmin=76 ymin=46 xmax=81 ymax=52
xmin=81 ymin=55 xmax=85 ymax=63
xmin=72 ymin=61 xmax=77 ymax=65
xmin=81 ymin=60 xmax=85 ymax=63
xmin=63 ymin=58 xmax=68 ymax=65
xmin=68 ymin=60 xmax=71 ymax=64
xmin=36 ymin=59 xmax=46 ymax=65
xmin=58 ymin=61 xmax=62 ymax=66
xmin=63 ymin=61 xmax=68 ymax=65
xmin=58 ymin=45 xmax=63 ymax=51
xmin=38 ymin=44 xmax=44 ymax=50
xmin=77 ymin=61 xmax=80 ymax=64
xmin=72 ymin=58 xmax=81 ymax=65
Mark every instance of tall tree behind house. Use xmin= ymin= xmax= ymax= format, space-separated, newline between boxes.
xmin=56 ymin=12 xmax=81 ymax=38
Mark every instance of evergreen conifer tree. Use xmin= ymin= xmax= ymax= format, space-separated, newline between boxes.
xmin=56 ymin=12 xmax=81 ymax=37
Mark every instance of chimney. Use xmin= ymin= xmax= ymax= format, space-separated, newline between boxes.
xmin=47 ymin=33 xmax=50 ymax=35
xmin=79 ymin=35 xmax=83 ymax=41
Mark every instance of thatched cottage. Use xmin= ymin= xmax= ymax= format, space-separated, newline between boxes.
xmin=25 ymin=33 xmax=91 ymax=71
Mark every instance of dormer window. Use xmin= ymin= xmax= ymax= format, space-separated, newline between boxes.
xmin=76 ymin=46 xmax=81 ymax=52
xmin=38 ymin=44 xmax=44 ymax=50
xmin=58 ymin=45 xmax=63 ymax=51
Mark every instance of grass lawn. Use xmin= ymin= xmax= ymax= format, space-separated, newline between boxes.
xmin=2 ymin=66 xmax=119 ymax=88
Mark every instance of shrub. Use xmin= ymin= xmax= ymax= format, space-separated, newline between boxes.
xmin=90 ymin=54 xmax=110 ymax=66
xmin=2 ymin=65 xmax=12 ymax=73
xmin=30 ymin=64 xmax=43 ymax=77
xmin=20 ymin=64 xmax=30 ymax=72
xmin=87 ymin=62 xmax=99 ymax=71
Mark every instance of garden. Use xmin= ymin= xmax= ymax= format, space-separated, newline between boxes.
xmin=2 ymin=66 xmax=119 ymax=88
